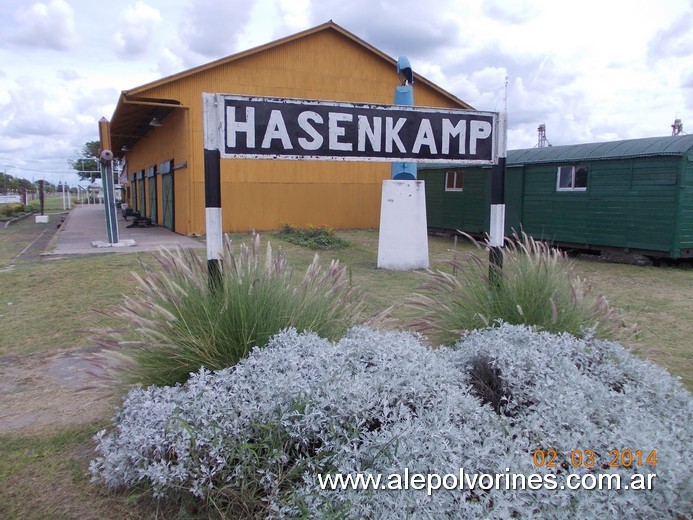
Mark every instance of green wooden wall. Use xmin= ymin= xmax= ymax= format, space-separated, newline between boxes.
xmin=520 ymin=157 xmax=680 ymax=254
xmin=421 ymin=169 xmax=489 ymax=233
xmin=678 ymin=151 xmax=693 ymax=256
xmin=420 ymin=153 xmax=693 ymax=258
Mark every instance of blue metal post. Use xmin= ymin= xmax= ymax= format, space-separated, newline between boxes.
xmin=392 ymin=56 xmax=417 ymax=180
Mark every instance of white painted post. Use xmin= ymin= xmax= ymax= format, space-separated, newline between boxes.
xmin=202 ymin=93 xmax=224 ymax=288
xmin=489 ymin=112 xmax=507 ymax=281
xmin=377 ymin=180 xmax=429 ymax=270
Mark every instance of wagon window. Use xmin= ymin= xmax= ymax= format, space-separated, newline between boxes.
xmin=445 ymin=170 xmax=464 ymax=191
xmin=574 ymin=166 xmax=588 ymax=188
xmin=556 ymin=165 xmax=588 ymax=191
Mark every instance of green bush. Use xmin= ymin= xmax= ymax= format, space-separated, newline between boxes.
xmin=0 ymin=203 xmax=25 ymax=219
xmin=277 ymin=222 xmax=350 ymax=249
xmin=103 ymin=233 xmax=365 ymax=387
xmin=406 ymin=232 xmax=629 ymax=344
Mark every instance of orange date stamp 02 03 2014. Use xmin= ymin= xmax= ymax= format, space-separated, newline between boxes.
xmin=532 ymin=449 xmax=657 ymax=469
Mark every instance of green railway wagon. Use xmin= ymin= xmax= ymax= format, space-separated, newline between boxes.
xmin=418 ymin=134 xmax=693 ymax=260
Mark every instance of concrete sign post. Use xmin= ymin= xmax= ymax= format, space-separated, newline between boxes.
xmin=378 ymin=56 xmax=426 ymax=270
xmin=377 ymin=180 xmax=429 ymax=269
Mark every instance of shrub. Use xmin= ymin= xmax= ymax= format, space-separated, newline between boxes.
xmin=0 ymin=203 xmax=25 ymax=219
xmin=101 ymin=233 xmax=365 ymax=387
xmin=406 ymin=232 xmax=629 ymax=344
xmin=91 ymin=324 xmax=692 ymax=519
xmin=277 ymin=222 xmax=350 ymax=249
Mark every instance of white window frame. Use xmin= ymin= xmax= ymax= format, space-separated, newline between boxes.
xmin=556 ymin=165 xmax=588 ymax=192
xmin=445 ymin=170 xmax=464 ymax=191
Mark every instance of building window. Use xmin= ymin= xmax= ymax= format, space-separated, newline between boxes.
xmin=556 ymin=165 xmax=588 ymax=191
xmin=445 ymin=170 xmax=464 ymax=191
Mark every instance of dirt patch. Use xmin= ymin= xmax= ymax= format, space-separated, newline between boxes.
xmin=0 ymin=346 xmax=127 ymax=433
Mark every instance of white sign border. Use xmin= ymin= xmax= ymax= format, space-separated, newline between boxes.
xmin=204 ymin=93 xmax=500 ymax=165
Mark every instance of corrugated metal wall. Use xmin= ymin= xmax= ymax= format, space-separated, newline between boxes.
xmin=125 ymin=28 xmax=468 ymax=234
xmin=124 ymin=108 xmax=190 ymax=231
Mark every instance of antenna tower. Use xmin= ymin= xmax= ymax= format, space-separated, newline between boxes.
xmin=535 ymin=123 xmax=551 ymax=147
xmin=671 ymin=118 xmax=685 ymax=135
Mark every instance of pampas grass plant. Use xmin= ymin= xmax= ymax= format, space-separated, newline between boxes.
xmin=101 ymin=232 xmax=365 ymax=387
xmin=407 ymin=232 xmax=630 ymax=344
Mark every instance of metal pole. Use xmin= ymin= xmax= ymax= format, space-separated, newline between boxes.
xmin=39 ymin=179 xmax=44 ymax=215
xmin=203 ymin=93 xmax=224 ymax=289
xmin=489 ymin=112 xmax=507 ymax=283
xmin=98 ymin=117 xmax=119 ymax=244
xmin=392 ymin=57 xmax=417 ymax=180
xmin=100 ymin=153 xmax=119 ymax=243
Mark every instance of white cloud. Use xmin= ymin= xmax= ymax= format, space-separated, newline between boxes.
xmin=0 ymin=0 xmax=691 ymax=182
xmin=0 ymin=78 xmax=74 ymax=137
xmin=157 ymin=47 xmax=186 ymax=77
xmin=481 ymin=0 xmax=538 ymax=24
xmin=8 ymin=0 xmax=79 ymax=50
xmin=57 ymin=69 xmax=80 ymax=81
xmin=113 ymin=1 xmax=162 ymax=57
xmin=304 ymin=0 xmax=461 ymax=60
xmin=178 ymin=0 xmax=255 ymax=58
xmin=277 ymin=0 xmax=310 ymax=32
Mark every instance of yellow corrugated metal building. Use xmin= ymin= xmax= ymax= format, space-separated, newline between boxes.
xmin=109 ymin=21 xmax=473 ymax=235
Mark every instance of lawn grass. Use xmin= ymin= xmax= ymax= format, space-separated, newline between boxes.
xmin=2 ymin=224 xmax=690 ymax=381
xmin=0 ymin=193 xmax=69 ymax=223
xmin=573 ymin=259 xmax=693 ymax=390
xmin=0 ymin=235 xmax=157 ymax=357
xmin=0 ymin=424 xmax=157 ymax=520
xmin=0 ymin=216 xmax=48 ymax=265
xmin=0 ymin=222 xmax=690 ymax=519
xmin=26 ymin=193 xmax=74 ymax=213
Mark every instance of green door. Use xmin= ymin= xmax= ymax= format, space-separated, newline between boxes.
xmin=137 ymin=178 xmax=145 ymax=215
xmin=148 ymin=176 xmax=157 ymax=222
xmin=162 ymin=172 xmax=174 ymax=231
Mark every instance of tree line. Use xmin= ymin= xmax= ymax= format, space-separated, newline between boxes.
xmin=0 ymin=172 xmax=37 ymax=193
xmin=2 ymin=139 xmax=114 ymax=193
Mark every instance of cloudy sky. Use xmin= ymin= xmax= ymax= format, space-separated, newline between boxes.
xmin=0 ymin=0 xmax=691 ymax=186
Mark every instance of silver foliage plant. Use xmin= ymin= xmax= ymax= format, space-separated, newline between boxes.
xmin=91 ymin=325 xmax=692 ymax=519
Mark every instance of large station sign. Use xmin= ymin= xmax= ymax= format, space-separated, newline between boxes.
xmin=203 ymin=93 xmax=499 ymax=165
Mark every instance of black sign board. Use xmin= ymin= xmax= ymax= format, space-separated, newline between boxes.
xmin=204 ymin=94 xmax=498 ymax=164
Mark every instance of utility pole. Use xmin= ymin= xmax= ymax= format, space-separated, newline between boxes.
xmin=39 ymin=179 xmax=45 ymax=215
xmin=98 ymin=117 xmax=119 ymax=244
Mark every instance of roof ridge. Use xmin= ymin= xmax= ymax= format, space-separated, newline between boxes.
xmin=507 ymin=134 xmax=693 ymax=164
xmin=120 ymin=21 xmax=471 ymax=110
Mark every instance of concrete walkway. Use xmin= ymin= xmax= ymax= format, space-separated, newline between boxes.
xmin=46 ymin=204 xmax=204 ymax=255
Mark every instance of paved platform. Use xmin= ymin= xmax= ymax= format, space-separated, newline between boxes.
xmin=45 ymin=204 xmax=204 ymax=255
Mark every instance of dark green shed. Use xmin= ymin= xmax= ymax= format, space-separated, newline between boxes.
xmin=419 ymin=134 xmax=693 ymax=259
